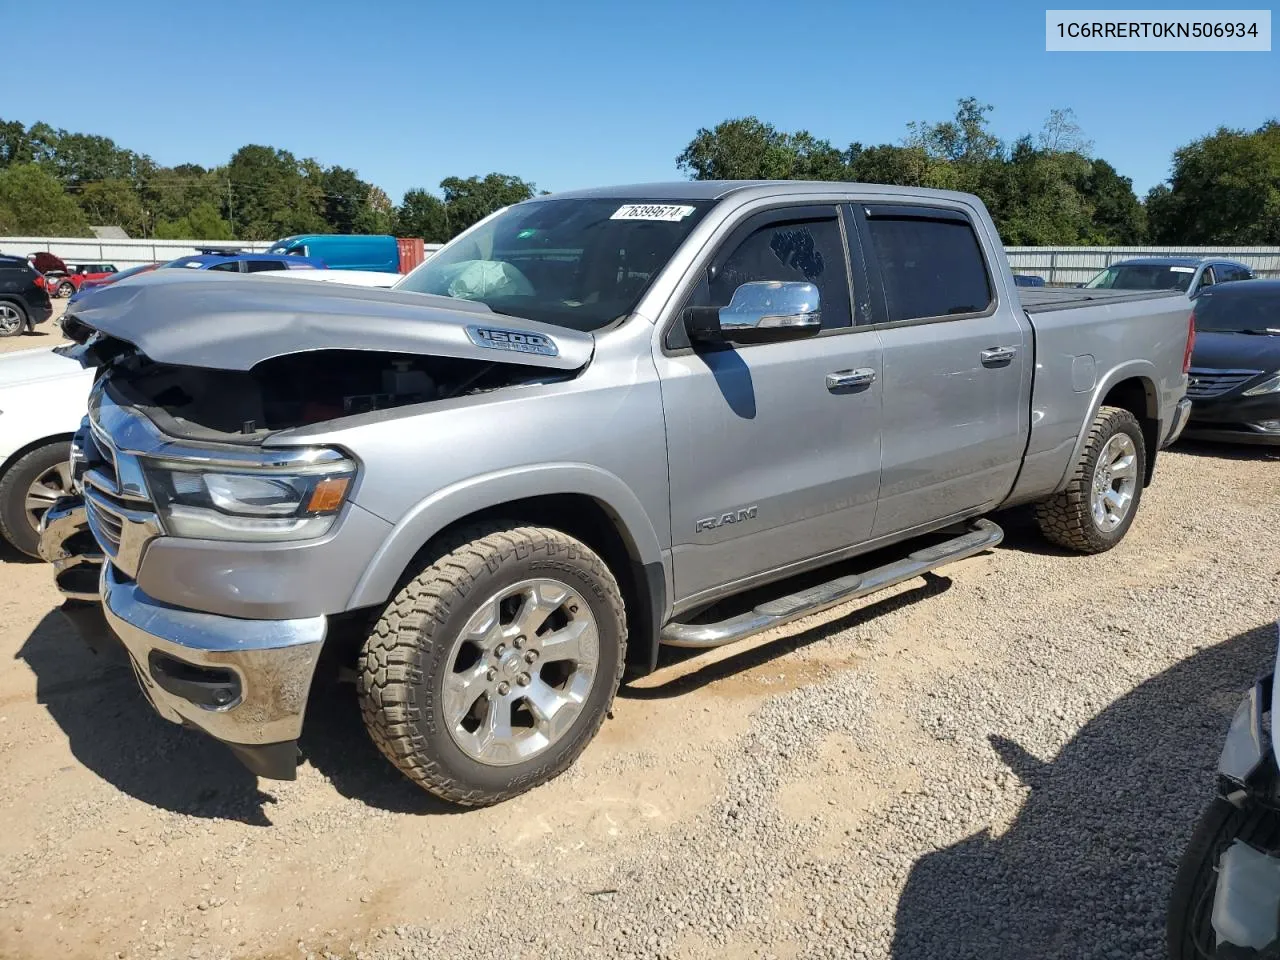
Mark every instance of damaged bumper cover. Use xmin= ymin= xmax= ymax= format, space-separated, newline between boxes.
xmin=39 ymin=496 xmax=326 ymax=780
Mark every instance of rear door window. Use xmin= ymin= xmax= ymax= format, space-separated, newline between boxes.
xmin=860 ymin=206 xmax=993 ymax=323
xmin=208 ymin=261 xmax=241 ymax=272
xmin=245 ymin=259 xmax=290 ymax=273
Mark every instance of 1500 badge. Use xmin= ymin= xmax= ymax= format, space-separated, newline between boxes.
xmin=695 ymin=506 xmax=759 ymax=533
xmin=466 ymin=325 xmax=559 ymax=358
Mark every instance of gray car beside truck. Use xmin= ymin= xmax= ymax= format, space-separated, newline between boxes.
xmin=40 ymin=181 xmax=1194 ymax=806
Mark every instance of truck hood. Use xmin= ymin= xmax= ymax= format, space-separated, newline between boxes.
xmin=1192 ymin=331 xmax=1280 ymax=372
xmin=65 ymin=269 xmax=594 ymax=372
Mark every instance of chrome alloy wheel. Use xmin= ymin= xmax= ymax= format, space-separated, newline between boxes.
xmin=1090 ymin=433 xmax=1138 ymax=532
xmin=24 ymin=460 xmax=74 ymax=534
xmin=443 ymin=578 xmax=600 ymax=766
xmin=0 ymin=303 xmax=23 ymax=336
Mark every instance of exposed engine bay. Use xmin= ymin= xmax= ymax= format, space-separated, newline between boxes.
xmin=78 ymin=339 xmax=574 ymax=443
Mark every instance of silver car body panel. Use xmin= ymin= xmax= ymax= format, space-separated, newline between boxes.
xmin=65 ymin=269 xmax=595 ymax=372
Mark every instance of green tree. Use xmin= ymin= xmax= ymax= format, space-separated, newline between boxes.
xmin=395 ymin=188 xmax=450 ymax=242
xmin=225 ymin=145 xmax=326 ymax=239
xmin=676 ymin=117 xmax=849 ymax=181
xmin=154 ymin=202 xmax=234 ymax=240
xmin=1147 ymin=121 xmax=1280 ymax=243
xmin=438 ymin=173 xmax=537 ymax=236
xmin=0 ymin=118 xmax=35 ymax=168
xmin=77 ymin=178 xmax=147 ymax=236
xmin=0 ymin=163 xmax=92 ymax=235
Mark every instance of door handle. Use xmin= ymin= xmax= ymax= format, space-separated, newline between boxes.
xmin=826 ymin=368 xmax=876 ymax=391
xmin=980 ymin=346 xmax=1018 ymax=366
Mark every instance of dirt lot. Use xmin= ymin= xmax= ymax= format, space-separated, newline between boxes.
xmin=0 ymin=299 xmax=68 ymax=355
xmin=0 ymin=443 xmax=1277 ymax=960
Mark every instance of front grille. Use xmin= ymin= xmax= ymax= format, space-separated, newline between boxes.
xmin=86 ymin=422 xmax=119 ymax=489
xmin=86 ymin=496 xmax=124 ymax=555
xmin=1187 ymin=368 xmax=1264 ymax=400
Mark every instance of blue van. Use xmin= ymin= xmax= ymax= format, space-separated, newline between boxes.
xmin=266 ymin=235 xmax=400 ymax=273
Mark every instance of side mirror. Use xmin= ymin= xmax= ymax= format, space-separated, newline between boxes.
xmin=684 ymin=281 xmax=822 ymax=345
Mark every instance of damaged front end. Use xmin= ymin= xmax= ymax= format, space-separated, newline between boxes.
xmin=42 ymin=270 xmax=594 ymax=778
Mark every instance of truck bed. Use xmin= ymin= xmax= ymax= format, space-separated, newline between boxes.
xmin=1017 ymin=287 xmax=1186 ymax=313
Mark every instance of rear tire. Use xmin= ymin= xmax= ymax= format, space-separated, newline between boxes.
xmin=1035 ymin=405 xmax=1146 ymax=553
xmin=1167 ymin=797 xmax=1280 ymax=959
xmin=0 ymin=300 xmax=27 ymax=337
xmin=0 ymin=440 xmax=74 ymax=558
xmin=357 ymin=523 xmax=626 ymax=807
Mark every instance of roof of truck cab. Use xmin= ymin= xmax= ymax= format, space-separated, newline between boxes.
xmin=538 ymin=180 xmax=983 ymax=204
xmin=1113 ymin=256 xmax=1249 ymax=267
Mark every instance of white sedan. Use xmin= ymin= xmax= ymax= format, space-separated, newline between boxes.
xmin=0 ymin=348 xmax=93 ymax=557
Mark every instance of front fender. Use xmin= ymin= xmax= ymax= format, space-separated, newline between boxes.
xmin=347 ymin=462 xmax=667 ymax=611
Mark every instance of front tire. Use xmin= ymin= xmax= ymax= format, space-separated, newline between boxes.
xmin=1035 ymin=405 xmax=1146 ymax=553
xmin=0 ymin=440 xmax=74 ymax=558
xmin=358 ymin=523 xmax=626 ymax=807
xmin=1168 ymin=797 xmax=1280 ymax=959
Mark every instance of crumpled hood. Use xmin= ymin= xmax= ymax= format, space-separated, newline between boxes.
xmin=65 ymin=269 xmax=595 ymax=372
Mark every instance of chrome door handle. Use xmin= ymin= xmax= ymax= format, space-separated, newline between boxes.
xmin=980 ymin=346 xmax=1018 ymax=366
xmin=826 ymin=368 xmax=876 ymax=391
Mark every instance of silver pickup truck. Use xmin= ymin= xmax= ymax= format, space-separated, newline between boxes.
xmin=41 ymin=181 xmax=1194 ymax=806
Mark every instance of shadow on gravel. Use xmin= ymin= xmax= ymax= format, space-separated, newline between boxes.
xmin=987 ymin=505 xmax=1075 ymax=559
xmin=0 ymin=539 xmax=39 ymax=565
xmin=15 ymin=610 xmax=277 ymax=825
xmin=298 ymin=675 xmax=463 ymax=817
xmin=891 ymin=619 xmax=1278 ymax=959
xmin=622 ymin=573 xmax=952 ymax=700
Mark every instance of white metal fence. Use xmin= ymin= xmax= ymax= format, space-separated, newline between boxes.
xmin=5 ymin=236 xmax=1280 ymax=282
xmin=1006 ymin=246 xmax=1280 ymax=284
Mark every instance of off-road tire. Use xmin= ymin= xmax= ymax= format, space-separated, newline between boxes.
xmin=1167 ymin=797 xmax=1280 ymax=959
xmin=1035 ymin=405 xmax=1146 ymax=553
xmin=357 ymin=523 xmax=627 ymax=807
xmin=0 ymin=440 xmax=73 ymax=558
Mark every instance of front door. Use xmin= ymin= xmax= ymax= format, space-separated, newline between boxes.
xmin=850 ymin=202 xmax=1031 ymax=538
xmin=655 ymin=204 xmax=884 ymax=609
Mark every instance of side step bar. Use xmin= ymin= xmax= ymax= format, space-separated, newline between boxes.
xmin=660 ymin=519 xmax=1003 ymax=649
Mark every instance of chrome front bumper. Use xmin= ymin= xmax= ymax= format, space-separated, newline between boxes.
xmin=39 ymin=498 xmax=327 ymax=779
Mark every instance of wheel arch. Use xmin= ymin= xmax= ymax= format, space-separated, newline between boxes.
xmin=1057 ymin=362 xmax=1160 ymax=493
xmin=0 ymin=432 xmax=75 ymax=480
xmin=347 ymin=465 xmax=669 ymax=677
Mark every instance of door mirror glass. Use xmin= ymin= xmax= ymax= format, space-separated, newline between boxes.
xmin=685 ymin=281 xmax=822 ymax=345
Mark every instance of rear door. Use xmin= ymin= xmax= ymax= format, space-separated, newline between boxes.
xmin=851 ymin=201 xmax=1031 ymax=537
xmin=656 ymin=204 xmax=883 ymax=606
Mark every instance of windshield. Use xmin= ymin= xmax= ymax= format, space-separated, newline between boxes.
xmin=1193 ymin=286 xmax=1280 ymax=334
xmin=395 ymin=198 xmax=714 ymax=331
xmin=1084 ymin=263 xmax=1195 ymax=292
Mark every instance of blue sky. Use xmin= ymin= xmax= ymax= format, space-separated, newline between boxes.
xmin=0 ymin=0 xmax=1275 ymax=200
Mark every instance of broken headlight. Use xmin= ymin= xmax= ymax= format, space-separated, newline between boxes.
xmin=142 ymin=453 xmax=356 ymax=542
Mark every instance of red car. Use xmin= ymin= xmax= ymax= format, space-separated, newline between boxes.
xmin=47 ymin=262 xmax=120 ymax=298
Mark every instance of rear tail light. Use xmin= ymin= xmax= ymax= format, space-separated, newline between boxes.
xmin=1182 ymin=311 xmax=1196 ymax=375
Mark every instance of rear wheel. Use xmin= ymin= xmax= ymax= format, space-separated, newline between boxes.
xmin=1035 ymin=406 xmax=1146 ymax=553
xmin=0 ymin=440 xmax=73 ymax=558
xmin=358 ymin=523 xmax=626 ymax=806
xmin=0 ymin=301 xmax=27 ymax=337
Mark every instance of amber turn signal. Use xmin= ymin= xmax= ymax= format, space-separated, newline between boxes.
xmin=306 ymin=476 xmax=351 ymax=513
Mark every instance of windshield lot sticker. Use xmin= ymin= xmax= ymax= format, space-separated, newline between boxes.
xmin=610 ymin=204 xmax=696 ymax=222
xmin=466 ymin=325 xmax=559 ymax=357
xmin=1169 ymin=266 xmax=1196 ymax=273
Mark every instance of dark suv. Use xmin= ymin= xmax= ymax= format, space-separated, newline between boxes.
xmin=0 ymin=255 xmax=54 ymax=337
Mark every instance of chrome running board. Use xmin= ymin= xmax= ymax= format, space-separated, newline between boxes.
xmin=660 ymin=519 xmax=1004 ymax=649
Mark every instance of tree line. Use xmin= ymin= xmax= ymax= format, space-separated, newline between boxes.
xmin=0 ymin=119 xmax=538 ymax=243
xmin=2 ymin=101 xmax=1277 ymax=245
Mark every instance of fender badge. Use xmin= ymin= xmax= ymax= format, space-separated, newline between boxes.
xmin=466 ymin=325 xmax=559 ymax=358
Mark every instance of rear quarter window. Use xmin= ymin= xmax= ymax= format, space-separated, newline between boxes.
xmin=863 ymin=210 xmax=993 ymax=323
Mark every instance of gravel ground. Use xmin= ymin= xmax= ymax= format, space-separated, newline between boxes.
xmin=0 ymin=442 xmax=1276 ymax=960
